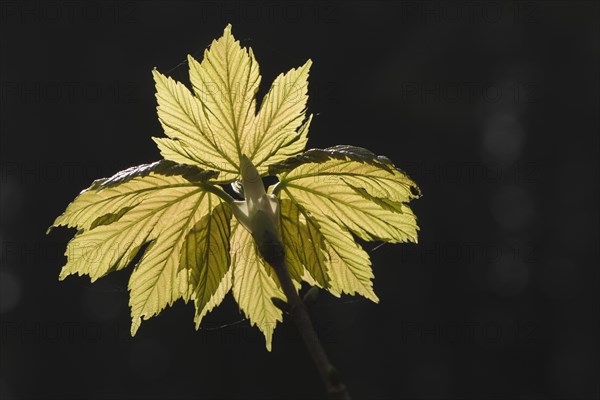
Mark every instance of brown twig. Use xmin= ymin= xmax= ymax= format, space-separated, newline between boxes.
xmin=259 ymin=241 xmax=351 ymax=400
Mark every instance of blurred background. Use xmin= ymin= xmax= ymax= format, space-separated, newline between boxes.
xmin=1 ymin=1 xmax=598 ymax=399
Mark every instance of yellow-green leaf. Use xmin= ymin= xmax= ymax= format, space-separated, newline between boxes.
xmin=49 ymin=161 xmax=227 ymax=335
xmin=59 ymin=185 xmax=197 ymax=282
xmin=315 ymin=215 xmax=378 ymax=302
xmin=250 ymin=60 xmax=312 ymax=171
xmin=181 ymin=202 xmax=233 ymax=328
xmin=230 ymin=219 xmax=285 ymax=351
xmin=188 ymin=24 xmax=260 ymax=174
xmin=50 ymin=160 xmax=216 ymax=232
xmin=273 ymin=146 xmax=421 ymax=243
xmin=280 ymin=199 xmax=329 ymax=288
xmin=128 ymin=190 xmax=225 ymax=335
xmin=154 ymin=24 xmax=312 ymax=181
xmin=152 ymin=70 xmax=240 ymax=181
xmin=50 ymin=25 xmax=422 ymax=350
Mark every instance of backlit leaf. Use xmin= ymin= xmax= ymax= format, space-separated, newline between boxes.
xmin=273 ymin=146 xmax=421 ymax=243
xmin=50 ymin=25 xmax=421 ymax=350
xmin=152 ymin=70 xmax=240 ymax=181
xmin=315 ymin=215 xmax=378 ymax=302
xmin=50 ymin=160 xmax=216 ymax=232
xmin=230 ymin=220 xmax=285 ymax=351
xmin=181 ymin=202 xmax=233 ymax=328
xmin=50 ymin=161 xmax=228 ymax=334
xmin=155 ymin=24 xmax=312 ymax=182
xmin=128 ymin=190 xmax=226 ymax=335
xmin=280 ymin=199 xmax=329 ymax=288
xmin=187 ymin=24 xmax=260 ymax=176
xmin=250 ymin=60 xmax=312 ymax=171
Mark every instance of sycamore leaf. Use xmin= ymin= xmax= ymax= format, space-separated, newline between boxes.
xmin=250 ymin=61 xmax=312 ymax=170
xmin=154 ymin=24 xmax=312 ymax=182
xmin=49 ymin=160 xmax=229 ymax=334
xmin=181 ymin=202 xmax=233 ymax=328
xmin=50 ymin=25 xmax=421 ymax=351
xmin=279 ymin=199 xmax=330 ymax=288
xmin=152 ymin=70 xmax=240 ymax=181
xmin=50 ymin=160 xmax=217 ymax=232
xmin=272 ymin=146 xmax=421 ymax=244
xmin=279 ymin=197 xmax=377 ymax=301
xmin=230 ymin=219 xmax=285 ymax=351
xmin=188 ymin=24 xmax=260 ymax=167
xmin=313 ymin=215 xmax=378 ymax=302
xmin=58 ymin=184 xmax=200 ymax=282
xmin=128 ymin=190 xmax=228 ymax=335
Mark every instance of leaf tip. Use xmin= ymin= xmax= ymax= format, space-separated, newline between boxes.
xmin=130 ymin=318 xmax=141 ymax=336
xmin=151 ymin=68 xmax=161 ymax=78
xmin=186 ymin=53 xmax=198 ymax=66
xmin=265 ymin=337 xmax=273 ymax=352
xmin=151 ymin=69 xmax=164 ymax=86
xmin=58 ymin=269 xmax=69 ymax=281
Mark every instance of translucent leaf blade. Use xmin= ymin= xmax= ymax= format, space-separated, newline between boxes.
xmin=50 ymin=160 xmax=216 ymax=232
xmin=273 ymin=146 xmax=421 ymax=243
xmin=128 ymin=191 xmax=226 ymax=335
xmin=230 ymin=220 xmax=285 ymax=351
xmin=251 ymin=60 xmax=312 ymax=171
xmin=153 ymin=70 xmax=239 ymax=181
xmin=58 ymin=181 xmax=202 ymax=283
xmin=316 ymin=216 xmax=379 ymax=302
xmin=181 ymin=202 xmax=233 ymax=328
xmin=188 ymin=24 xmax=261 ymax=171
xmin=280 ymin=199 xmax=330 ymax=288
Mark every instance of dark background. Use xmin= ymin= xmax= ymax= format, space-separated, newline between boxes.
xmin=1 ymin=1 xmax=598 ymax=399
